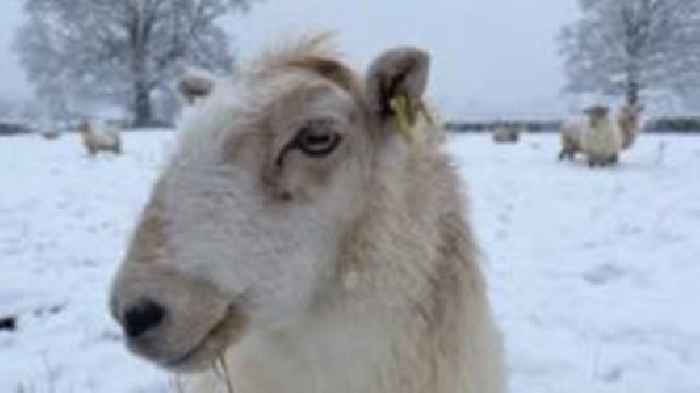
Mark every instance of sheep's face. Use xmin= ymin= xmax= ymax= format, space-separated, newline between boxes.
xmin=110 ymin=43 xmax=430 ymax=372
xmin=585 ymin=105 xmax=611 ymax=129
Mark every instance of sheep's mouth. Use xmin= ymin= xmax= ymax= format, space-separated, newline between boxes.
xmin=163 ymin=307 xmax=248 ymax=372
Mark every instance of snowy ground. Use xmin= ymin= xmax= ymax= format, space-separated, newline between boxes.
xmin=1 ymin=131 xmax=699 ymax=393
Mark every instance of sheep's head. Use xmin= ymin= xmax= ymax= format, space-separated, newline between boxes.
xmin=110 ymin=39 xmax=431 ymax=372
xmin=178 ymin=69 xmax=215 ymax=105
xmin=620 ymin=103 xmax=642 ymax=125
xmin=78 ymin=121 xmax=91 ymax=134
xmin=584 ymin=105 xmax=610 ymax=128
xmin=617 ymin=103 xmax=643 ymax=148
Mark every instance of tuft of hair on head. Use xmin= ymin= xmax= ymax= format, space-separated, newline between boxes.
xmin=254 ymin=31 xmax=339 ymax=69
xmin=245 ymin=31 xmax=362 ymax=101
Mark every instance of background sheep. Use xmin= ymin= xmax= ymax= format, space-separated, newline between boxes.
xmin=110 ymin=36 xmax=506 ymax=393
xmin=40 ymin=129 xmax=60 ymax=140
xmin=617 ymin=103 xmax=643 ymax=150
xmin=177 ymin=68 xmax=215 ymax=106
xmin=580 ymin=105 xmax=623 ymax=167
xmin=492 ymin=125 xmax=520 ymax=144
xmin=78 ymin=120 xmax=122 ymax=156
xmin=558 ymin=115 xmax=587 ymax=161
xmin=559 ymin=104 xmax=634 ymax=163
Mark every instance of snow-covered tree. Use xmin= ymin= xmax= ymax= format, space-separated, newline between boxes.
xmin=559 ymin=0 xmax=700 ymax=106
xmin=14 ymin=0 xmax=258 ymax=127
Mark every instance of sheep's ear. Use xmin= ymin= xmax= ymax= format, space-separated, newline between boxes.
xmin=177 ymin=71 xmax=214 ymax=104
xmin=365 ymin=47 xmax=430 ymax=122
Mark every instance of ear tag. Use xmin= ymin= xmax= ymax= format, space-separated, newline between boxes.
xmin=389 ymin=95 xmax=418 ymax=144
xmin=418 ymin=102 xmax=436 ymax=127
xmin=389 ymin=94 xmax=436 ymax=146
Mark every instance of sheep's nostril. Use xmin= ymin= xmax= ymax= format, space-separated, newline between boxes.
xmin=123 ymin=300 xmax=165 ymax=338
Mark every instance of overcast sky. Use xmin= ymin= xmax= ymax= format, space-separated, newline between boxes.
xmin=227 ymin=0 xmax=580 ymax=117
xmin=1 ymin=1 xmax=580 ymax=117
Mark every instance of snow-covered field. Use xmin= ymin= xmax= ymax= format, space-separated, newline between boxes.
xmin=1 ymin=131 xmax=699 ymax=393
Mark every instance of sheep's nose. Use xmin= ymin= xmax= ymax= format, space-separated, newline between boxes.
xmin=123 ymin=300 xmax=165 ymax=338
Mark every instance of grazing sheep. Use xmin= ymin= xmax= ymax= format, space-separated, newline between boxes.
xmin=492 ymin=126 xmax=520 ymax=144
xmin=617 ymin=103 xmax=643 ymax=150
xmin=177 ymin=68 xmax=215 ymax=106
xmin=559 ymin=104 xmax=634 ymax=162
xmin=110 ymin=35 xmax=506 ymax=393
xmin=559 ymin=114 xmax=587 ymax=161
xmin=41 ymin=129 xmax=60 ymax=140
xmin=78 ymin=120 xmax=122 ymax=156
xmin=39 ymin=116 xmax=60 ymax=140
xmin=580 ymin=105 xmax=623 ymax=167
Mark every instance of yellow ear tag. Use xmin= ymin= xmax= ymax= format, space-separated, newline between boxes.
xmin=389 ymin=95 xmax=436 ymax=146
xmin=417 ymin=101 xmax=436 ymax=127
xmin=389 ymin=95 xmax=417 ymax=144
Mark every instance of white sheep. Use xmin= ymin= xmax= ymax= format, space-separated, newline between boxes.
xmin=78 ymin=120 xmax=122 ymax=156
xmin=559 ymin=105 xmax=626 ymax=166
xmin=617 ymin=103 xmax=643 ymax=150
xmin=177 ymin=68 xmax=215 ymax=106
xmin=110 ymin=35 xmax=506 ymax=393
xmin=492 ymin=126 xmax=520 ymax=144
xmin=558 ymin=116 xmax=586 ymax=161
xmin=580 ymin=105 xmax=623 ymax=167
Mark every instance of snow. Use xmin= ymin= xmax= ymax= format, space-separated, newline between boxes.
xmin=2 ymin=131 xmax=699 ymax=392
xmin=0 ymin=132 xmax=174 ymax=393
xmin=447 ymin=134 xmax=700 ymax=393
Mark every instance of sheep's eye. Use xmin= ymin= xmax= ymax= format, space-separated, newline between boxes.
xmin=294 ymin=126 xmax=342 ymax=158
xmin=275 ymin=121 xmax=343 ymax=168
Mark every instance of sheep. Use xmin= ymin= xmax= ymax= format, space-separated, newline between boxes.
xmin=580 ymin=105 xmax=623 ymax=167
xmin=39 ymin=116 xmax=60 ymax=140
xmin=617 ymin=103 xmax=643 ymax=150
xmin=559 ymin=104 xmax=633 ymax=163
xmin=78 ymin=120 xmax=122 ymax=156
xmin=492 ymin=125 xmax=520 ymax=144
xmin=109 ymin=35 xmax=506 ymax=393
xmin=41 ymin=129 xmax=60 ymax=140
xmin=177 ymin=68 xmax=215 ymax=106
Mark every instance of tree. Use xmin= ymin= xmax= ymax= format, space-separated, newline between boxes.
xmin=559 ymin=0 xmax=700 ymax=106
xmin=14 ymin=0 xmax=258 ymax=127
